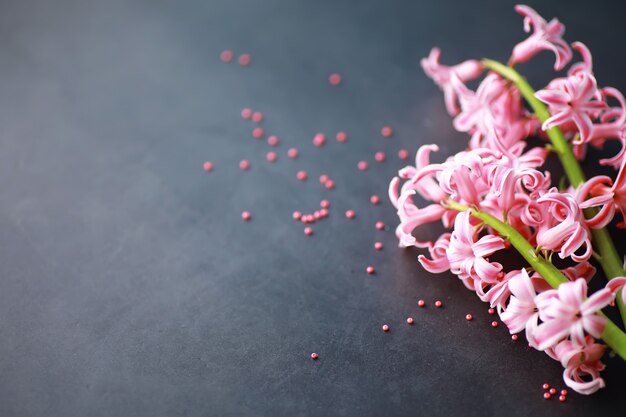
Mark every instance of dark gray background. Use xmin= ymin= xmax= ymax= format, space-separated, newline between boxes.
xmin=0 ymin=0 xmax=624 ymax=416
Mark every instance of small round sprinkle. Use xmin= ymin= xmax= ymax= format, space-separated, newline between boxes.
xmin=293 ymin=211 xmax=302 ymax=221
xmin=345 ymin=210 xmax=355 ymax=219
xmin=465 ymin=314 xmax=473 ymax=321
xmin=374 ymin=152 xmax=386 ymax=162
xmin=287 ymin=148 xmax=299 ymax=159
xmin=558 ymin=395 xmax=566 ymax=402
xmin=366 ymin=266 xmax=375 ymax=274
xmin=374 ymin=242 xmax=383 ymax=250
xmin=370 ymin=195 xmax=380 ymax=205
xmin=319 ymin=208 xmax=329 ymax=217
xmin=252 ymin=112 xmax=263 ymax=123
xmin=381 ymin=126 xmax=393 ymax=137
xmin=241 ymin=211 xmax=251 ymax=221
xmin=241 ymin=108 xmax=252 ymax=119
xmin=549 ymin=388 xmax=557 ymax=395
xmin=375 ymin=221 xmax=385 ymax=230
xmin=488 ymin=308 xmax=495 ymax=315
xmin=336 ymin=131 xmax=347 ymax=142
xmin=560 ymin=389 xmax=568 ymax=396
xmin=304 ymin=227 xmax=313 ymax=236
xmin=267 ymin=135 xmax=279 ymax=146
xmin=310 ymin=352 xmax=318 ymax=360
xmin=418 ymin=299 xmax=426 ymax=307
xmin=203 ymin=161 xmax=214 ymax=172
xmin=398 ymin=149 xmax=409 ymax=160
xmin=491 ymin=321 xmax=498 ymax=328
xmin=238 ymin=53 xmax=251 ymax=66
xmin=329 ymin=73 xmax=342 ymax=86
xmin=325 ymin=179 xmax=335 ymax=190
xmin=220 ymin=50 xmax=233 ymax=63
xmin=511 ymin=334 xmax=518 ymax=341
xmin=266 ymin=151 xmax=277 ymax=162
xmin=382 ymin=324 xmax=389 ymax=332
xmin=314 ymin=211 xmax=321 ymax=220
xmin=406 ymin=317 xmax=414 ymax=325
xmin=357 ymin=161 xmax=369 ymax=171
xmin=542 ymin=384 xmax=550 ymax=391
xmin=239 ymin=160 xmax=250 ymax=171
xmin=543 ymin=393 xmax=551 ymax=400
xmin=435 ymin=300 xmax=443 ymax=308
xmin=252 ymin=127 xmax=264 ymax=139
xmin=297 ymin=170 xmax=308 ymax=181
xmin=320 ymin=200 xmax=330 ymax=209
xmin=319 ymin=174 xmax=329 ymax=184
xmin=312 ymin=133 xmax=326 ymax=147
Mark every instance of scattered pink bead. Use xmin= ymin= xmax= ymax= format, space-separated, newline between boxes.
xmin=381 ymin=126 xmax=393 ymax=137
xmin=239 ymin=160 xmax=250 ymax=171
xmin=375 ymin=221 xmax=385 ymax=230
xmin=252 ymin=127 xmax=264 ymax=139
xmin=220 ymin=50 xmax=233 ymax=63
xmin=329 ymin=73 xmax=342 ymax=86
xmin=398 ymin=149 xmax=409 ymax=160
xmin=488 ymin=308 xmax=495 ymax=315
xmin=558 ymin=395 xmax=566 ymax=402
xmin=511 ymin=334 xmax=518 ymax=341
xmin=319 ymin=174 xmax=329 ymax=184
xmin=491 ymin=321 xmax=498 ymax=328
xmin=560 ymin=389 xmax=568 ymax=396
xmin=297 ymin=170 xmax=308 ymax=181
xmin=319 ymin=208 xmax=329 ymax=217
xmin=406 ymin=317 xmax=414 ymax=325
xmin=241 ymin=108 xmax=252 ymax=119
xmin=320 ymin=200 xmax=330 ymax=209
xmin=324 ymin=179 xmax=335 ymax=189
xmin=549 ymin=388 xmax=557 ymax=395
xmin=238 ymin=53 xmax=251 ymax=66
xmin=241 ymin=211 xmax=251 ymax=221
xmin=203 ymin=161 xmax=214 ymax=172
xmin=542 ymin=383 xmax=550 ymax=390
xmin=366 ymin=266 xmax=375 ymax=274
xmin=312 ymin=133 xmax=326 ymax=147
xmin=310 ymin=352 xmax=318 ymax=360
xmin=435 ymin=300 xmax=443 ymax=308
xmin=266 ymin=151 xmax=277 ymax=162
xmin=370 ymin=195 xmax=380 ymax=205
xmin=314 ymin=211 xmax=321 ymax=220
xmin=543 ymin=393 xmax=551 ymax=400
xmin=418 ymin=299 xmax=425 ymax=307
xmin=252 ymin=112 xmax=263 ymax=123
xmin=267 ymin=135 xmax=279 ymax=146
xmin=465 ymin=314 xmax=473 ymax=321
xmin=374 ymin=152 xmax=386 ymax=162
xmin=287 ymin=148 xmax=299 ymax=159
xmin=374 ymin=242 xmax=383 ymax=250
xmin=382 ymin=324 xmax=389 ymax=332
xmin=336 ymin=131 xmax=347 ymax=142
xmin=357 ymin=161 xmax=368 ymax=171
xmin=304 ymin=227 xmax=313 ymax=236
xmin=345 ymin=210 xmax=355 ymax=219
xmin=293 ymin=211 xmax=302 ymax=221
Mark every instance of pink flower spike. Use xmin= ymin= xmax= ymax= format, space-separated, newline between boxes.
xmin=510 ymin=5 xmax=572 ymax=70
xmin=606 ymin=277 xmax=626 ymax=306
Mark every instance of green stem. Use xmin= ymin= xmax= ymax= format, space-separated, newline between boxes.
xmin=483 ymin=58 xmax=626 ymax=326
xmin=445 ymin=200 xmax=626 ymax=361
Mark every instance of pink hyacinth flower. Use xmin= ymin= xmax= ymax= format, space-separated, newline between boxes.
xmin=499 ymin=269 xmax=540 ymax=347
xmin=510 ymin=4 xmax=572 ymax=70
xmin=606 ymin=277 xmax=626 ymax=306
xmin=533 ymin=278 xmax=613 ymax=350
xmin=535 ymin=70 xmax=606 ymax=144
xmin=547 ymin=337 xmax=607 ymax=395
xmin=421 ymin=47 xmax=484 ymax=115
xmin=586 ymin=154 xmax=626 ymax=228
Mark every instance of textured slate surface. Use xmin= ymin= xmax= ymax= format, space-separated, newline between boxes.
xmin=0 ymin=0 xmax=625 ymax=416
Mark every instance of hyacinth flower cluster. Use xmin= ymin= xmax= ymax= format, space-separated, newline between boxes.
xmin=390 ymin=4 xmax=626 ymax=395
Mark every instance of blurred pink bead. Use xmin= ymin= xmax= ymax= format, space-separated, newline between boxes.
xmin=267 ymin=135 xmax=279 ymax=146
xmin=382 ymin=324 xmax=389 ymax=332
xmin=491 ymin=321 xmax=498 ymax=328
xmin=220 ymin=50 xmax=233 ymax=63
xmin=266 ymin=151 xmax=277 ymax=162
xmin=252 ymin=112 xmax=263 ymax=123
xmin=314 ymin=211 xmax=322 ymax=220
xmin=374 ymin=152 xmax=386 ymax=162
xmin=435 ymin=300 xmax=443 ymax=308
xmin=345 ymin=210 xmax=355 ymax=219
xmin=366 ymin=266 xmax=375 ymax=274
xmin=203 ymin=161 xmax=214 ymax=172
xmin=293 ymin=211 xmax=302 ymax=221
xmin=313 ymin=133 xmax=326 ymax=147
xmin=374 ymin=242 xmax=383 ymax=250
xmin=238 ymin=53 xmax=251 ymax=66
xmin=239 ymin=160 xmax=250 ymax=170
xmin=418 ymin=299 xmax=425 ymax=307
xmin=406 ymin=317 xmax=414 ymax=325
xmin=370 ymin=195 xmax=380 ymax=205
xmin=241 ymin=108 xmax=252 ymax=119
xmin=358 ymin=161 xmax=368 ymax=171
xmin=320 ymin=199 xmax=330 ymax=209
xmin=375 ymin=221 xmax=385 ymax=230
xmin=319 ymin=174 xmax=329 ymax=184
xmin=241 ymin=211 xmax=251 ymax=221
xmin=465 ymin=314 xmax=473 ymax=321
xmin=252 ymin=127 xmax=264 ymax=139
xmin=381 ymin=126 xmax=393 ymax=137
xmin=398 ymin=149 xmax=409 ymax=160
xmin=310 ymin=352 xmax=318 ymax=360
xmin=512 ymin=335 xmax=518 ymax=341
xmin=329 ymin=73 xmax=342 ymax=86
xmin=336 ymin=131 xmax=347 ymax=142
xmin=304 ymin=226 xmax=313 ymax=236
xmin=319 ymin=208 xmax=329 ymax=217
xmin=324 ymin=179 xmax=335 ymax=189
xmin=287 ymin=148 xmax=299 ymax=159
xmin=297 ymin=170 xmax=308 ymax=181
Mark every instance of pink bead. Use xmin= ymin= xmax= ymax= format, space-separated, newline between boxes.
xmin=220 ymin=50 xmax=233 ymax=63
xmin=267 ymin=135 xmax=279 ymax=146
xmin=312 ymin=133 xmax=326 ymax=147
xmin=266 ymin=151 xmax=277 ymax=162
xmin=310 ymin=352 xmax=318 ymax=360
xmin=374 ymin=242 xmax=383 ymax=250
xmin=203 ymin=161 xmax=214 ymax=172
xmin=366 ymin=266 xmax=375 ymax=274
xmin=252 ymin=112 xmax=263 ymax=123
xmin=398 ymin=149 xmax=409 ymax=160
xmin=543 ymin=393 xmax=551 ymax=400
xmin=239 ymin=160 xmax=250 ymax=170
xmin=345 ymin=210 xmax=355 ymax=219
xmin=293 ymin=211 xmax=302 ymax=221
xmin=304 ymin=226 xmax=313 ymax=236
xmin=542 ymin=383 xmax=550 ymax=390
xmin=434 ymin=300 xmax=443 ymax=308
xmin=374 ymin=151 xmax=386 ymax=162
xmin=319 ymin=208 xmax=329 ymax=217
xmin=324 ymin=179 xmax=335 ymax=189
xmin=560 ymin=389 xmax=568 ymax=396
xmin=381 ymin=126 xmax=393 ymax=137
xmin=252 ymin=127 xmax=264 ymax=139
xmin=491 ymin=321 xmax=498 ymax=328
xmin=313 ymin=211 xmax=321 ymax=220
xmin=297 ymin=170 xmax=308 ymax=181
xmin=241 ymin=108 xmax=252 ymax=119
xmin=357 ymin=161 xmax=368 ymax=171
xmin=287 ymin=148 xmax=299 ymax=159
xmin=406 ymin=317 xmax=414 ymax=325
xmin=319 ymin=174 xmax=329 ymax=184
xmin=241 ymin=211 xmax=251 ymax=221
xmin=238 ymin=53 xmax=251 ymax=66
xmin=549 ymin=388 xmax=557 ymax=395
xmin=336 ymin=131 xmax=347 ymax=142
xmin=370 ymin=195 xmax=380 ymax=205
xmin=320 ymin=200 xmax=330 ymax=209
xmin=558 ymin=395 xmax=566 ymax=402
xmin=329 ymin=73 xmax=342 ymax=86
xmin=418 ymin=299 xmax=425 ymax=307
xmin=375 ymin=221 xmax=385 ymax=230
xmin=511 ymin=334 xmax=518 ymax=341
xmin=465 ymin=314 xmax=473 ymax=321
xmin=488 ymin=308 xmax=495 ymax=315
xmin=382 ymin=324 xmax=389 ymax=332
